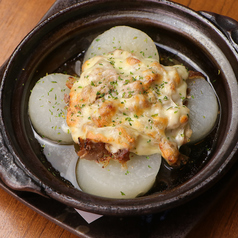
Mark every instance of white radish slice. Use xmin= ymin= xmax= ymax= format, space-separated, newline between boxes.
xmin=84 ymin=26 xmax=159 ymax=62
xmin=76 ymin=153 xmax=161 ymax=199
xmin=34 ymin=131 xmax=80 ymax=188
xmin=187 ymin=78 xmax=218 ymax=143
xmin=29 ymin=73 xmax=74 ymax=143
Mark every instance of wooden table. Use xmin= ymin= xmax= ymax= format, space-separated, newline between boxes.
xmin=0 ymin=0 xmax=238 ymax=237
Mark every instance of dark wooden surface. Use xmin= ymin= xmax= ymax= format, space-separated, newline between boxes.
xmin=1 ymin=0 xmax=238 ymax=237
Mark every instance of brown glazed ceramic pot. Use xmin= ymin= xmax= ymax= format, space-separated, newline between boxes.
xmin=0 ymin=0 xmax=237 ymax=216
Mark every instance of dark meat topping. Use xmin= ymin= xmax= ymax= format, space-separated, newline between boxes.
xmin=77 ymin=138 xmax=130 ymax=166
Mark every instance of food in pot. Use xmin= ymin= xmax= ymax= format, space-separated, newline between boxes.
xmin=84 ymin=25 xmax=159 ymax=62
xmin=67 ymin=49 xmax=191 ymax=166
xmin=28 ymin=73 xmax=74 ymax=143
xmin=28 ymin=26 xmax=218 ymax=199
xmin=76 ymin=153 xmax=161 ymax=198
xmin=186 ymin=77 xmax=218 ymax=143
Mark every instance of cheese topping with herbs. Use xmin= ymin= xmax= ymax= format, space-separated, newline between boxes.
xmin=66 ymin=49 xmax=192 ymax=165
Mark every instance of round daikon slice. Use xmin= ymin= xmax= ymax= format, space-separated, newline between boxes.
xmin=29 ymin=73 xmax=74 ymax=143
xmin=187 ymin=78 xmax=219 ymax=143
xmin=84 ymin=26 xmax=159 ymax=62
xmin=76 ymin=153 xmax=161 ymax=199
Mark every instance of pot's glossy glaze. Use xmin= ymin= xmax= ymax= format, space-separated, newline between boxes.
xmin=0 ymin=0 xmax=237 ymax=215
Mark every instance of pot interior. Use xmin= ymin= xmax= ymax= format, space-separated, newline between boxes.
xmin=1 ymin=0 xmax=238 ymax=215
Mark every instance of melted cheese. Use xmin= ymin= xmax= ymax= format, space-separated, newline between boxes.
xmin=67 ymin=50 xmax=192 ymax=158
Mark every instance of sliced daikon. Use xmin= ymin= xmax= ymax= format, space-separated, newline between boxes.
xmin=34 ymin=131 xmax=80 ymax=189
xmin=76 ymin=153 xmax=161 ymax=199
xmin=187 ymin=77 xmax=219 ymax=143
xmin=84 ymin=26 xmax=159 ymax=62
xmin=29 ymin=73 xmax=74 ymax=143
